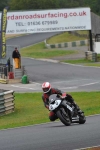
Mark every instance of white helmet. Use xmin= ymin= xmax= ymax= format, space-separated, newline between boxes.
xmin=42 ymin=82 xmax=51 ymax=93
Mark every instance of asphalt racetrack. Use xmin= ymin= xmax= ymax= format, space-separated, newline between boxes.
xmin=5 ymin=32 xmax=100 ymax=93
xmin=0 ymin=33 xmax=99 ymax=150
xmin=7 ymin=32 xmax=61 ymax=48
xmin=1 ymin=57 xmax=100 ymax=93
xmin=0 ymin=115 xmax=100 ymax=150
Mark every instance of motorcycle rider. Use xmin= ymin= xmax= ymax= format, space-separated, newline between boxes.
xmin=42 ymin=82 xmax=83 ymax=121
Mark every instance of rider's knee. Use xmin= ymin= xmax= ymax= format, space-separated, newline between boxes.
xmin=49 ymin=114 xmax=58 ymax=121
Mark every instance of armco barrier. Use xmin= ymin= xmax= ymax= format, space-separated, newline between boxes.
xmin=0 ymin=90 xmax=15 ymax=116
xmin=45 ymin=40 xmax=88 ymax=49
xmin=85 ymin=51 xmax=97 ymax=62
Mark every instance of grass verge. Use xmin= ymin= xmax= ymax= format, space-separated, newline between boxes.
xmin=0 ymin=92 xmax=100 ymax=130
xmin=61 ymin=59 xmax=100 ymax=66
xmin=20 ymin=42 xmax=77 ymax=58
xmin=62 ymin=59 xmax=92 ymax=64
xmin=47 ymin=31 xmax=87 ymax=44
xmin=20 ymin=41 xmax=100 ymax=67
xmin=19 ymin=31 xmax=99 ymax=67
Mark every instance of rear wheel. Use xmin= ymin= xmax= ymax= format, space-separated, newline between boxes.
xmin=79 ymin=113 xmax=86 ymax=124
xmin=56 ymin=108 xmax=71 ymax=126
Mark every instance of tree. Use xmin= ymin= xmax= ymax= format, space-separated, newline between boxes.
xmin=8 ymin=0 xmax=100 ymax=16
xmin=0 ymin=0 xmax=10 ymax=11
xmin=9 ymin=0 xmax=60 ymax=10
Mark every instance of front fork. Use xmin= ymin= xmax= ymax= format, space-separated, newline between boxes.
xmin=60 ymin=100 xmax=73 ymax=121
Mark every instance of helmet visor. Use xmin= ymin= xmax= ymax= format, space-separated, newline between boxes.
xmin=43 ymin=88 xmax=49 ymax=93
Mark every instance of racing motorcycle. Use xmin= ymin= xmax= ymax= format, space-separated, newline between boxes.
xmin=49 ymin=94 xmax=86 ymax=126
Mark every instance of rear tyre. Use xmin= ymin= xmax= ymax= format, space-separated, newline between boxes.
xmin=56 ymin=108 xmax=71 ymax=126
xmin=79 ymin=113 xmax=86 ymax=124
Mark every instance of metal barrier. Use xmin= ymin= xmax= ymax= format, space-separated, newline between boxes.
xmin=0 ymin=64 xmax=27 ymax=84
xmin=0 ymin=64 xmax=13 ymax=79
xmin=85 ymin=51 xmax=97 ymax=62
xmin=0 ymin=90 xmax=15 ymax=116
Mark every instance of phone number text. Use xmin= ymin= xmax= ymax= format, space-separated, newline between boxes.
xmin=15 ymin=20 xmax=58 ymax=26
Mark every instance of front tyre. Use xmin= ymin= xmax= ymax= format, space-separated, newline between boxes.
xmin=56 ymin=109 xmax=71 ymax=126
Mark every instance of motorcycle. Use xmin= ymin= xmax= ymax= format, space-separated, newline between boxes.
xmin=49 ymin=94 xmax=86 ymax=126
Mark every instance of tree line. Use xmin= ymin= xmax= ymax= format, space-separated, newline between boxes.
xmin=0 ymin=0 xmax=100 ymax=16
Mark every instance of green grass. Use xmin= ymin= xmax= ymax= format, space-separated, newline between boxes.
xmin=20 ymin=42 xmax=100 ymax=67
xmin=47 ymin=31 xmax=87 ymax=44
xmin=62 ymin=59 xmax=92 ymax=64
xmin=0 ymin=92 xmax=100 ymax=130
xmin=62 ymin=58 xmax=100 ymax=66
xmin=20 ymin=31 xmax=97 ymax=67
xmin=0 ymin=93 xmax=48 ymax=129
xmin=62 ymin=59 xmax=100 ymax=67
xmin=77 ymin=30 xmax=88 ymax=34
xmin=20 ymin=31 xmax=100 ymax=67
xmin=20 ymin=42 xmax=77 ymax=58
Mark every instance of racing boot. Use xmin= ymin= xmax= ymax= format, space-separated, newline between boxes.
xmin=66 ymin=96 xmax=84 ymax=115
xmin=72 ymin=101 xmax=84 ymax=115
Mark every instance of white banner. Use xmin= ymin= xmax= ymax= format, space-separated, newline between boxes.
xmin=0 ymin=8 xmax=91 ymax=34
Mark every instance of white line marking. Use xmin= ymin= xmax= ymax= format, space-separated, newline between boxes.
xmin=11 ymin=81 xmax=100 ymax=90
xmin=60 ymin=81 xmax=100 ymax=90
xmin=11 ymin=85 xmax=36 ymax=90
xmin=74 ymin=145 xmax=100 ymax=150
xmin=61 ymin=62 xmax=100 ymax=68
xmin=80 ymin=81 xmax=100 ymax=87
xmin=29 ymin=82 xmax=41 ymax=85
xmin=61 ymin=86 xmax=78 ymax=89
xmin=61 ymin=62 xmax=84 ymax=67
xmin=51 ymin=79 xmax=94 ymax=84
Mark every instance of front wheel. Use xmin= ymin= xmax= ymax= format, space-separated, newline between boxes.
xmin=56 ymin=108 xmax=71 ymax=126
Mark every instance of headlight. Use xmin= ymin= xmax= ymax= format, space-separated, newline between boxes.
xmin=55 ymin=101 xmax=58 ymax=105
xmin=50 ymin=105 xmax=53 ymax=110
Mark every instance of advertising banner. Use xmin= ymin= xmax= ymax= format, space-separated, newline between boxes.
xmin=0 ymin=8 xmax=91 ymax=34
xmin=0 ymin=7 xmax=8 ymax=58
